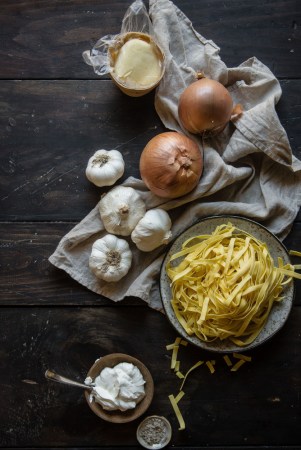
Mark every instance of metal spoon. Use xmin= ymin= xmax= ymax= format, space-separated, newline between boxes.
xmin=45 ymin=369 xmax=95 ymax=391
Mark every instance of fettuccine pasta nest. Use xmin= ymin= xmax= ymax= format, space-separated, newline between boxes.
xmin=166 ymin=223 xmax=300 ymax=346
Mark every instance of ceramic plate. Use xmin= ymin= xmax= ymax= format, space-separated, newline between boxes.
xmin=160 ymin=215 xmax=295 ymax=353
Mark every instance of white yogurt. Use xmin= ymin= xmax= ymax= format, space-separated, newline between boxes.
xmin=85 ymin=362 xmax=145 ymax=411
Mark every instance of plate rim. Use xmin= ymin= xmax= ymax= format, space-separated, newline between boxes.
xmin=160 ymin=214 xmax=295 ymax=353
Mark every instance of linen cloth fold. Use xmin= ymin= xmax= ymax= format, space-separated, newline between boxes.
xmin=49 ymin=0 xmax=301 ymax=311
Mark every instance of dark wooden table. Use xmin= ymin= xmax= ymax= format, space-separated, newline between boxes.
xmin=1 ymin=1 xmax=301 ymax=449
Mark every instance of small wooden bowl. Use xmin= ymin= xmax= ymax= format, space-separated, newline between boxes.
xmin=84 ymin=353 xmax=154 ymax=423
xmin=108 ymin=32 xmax=165 ymax=97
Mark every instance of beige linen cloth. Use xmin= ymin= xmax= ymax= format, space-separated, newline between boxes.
xmin=49 ymin=0 xmax=301 ymax=310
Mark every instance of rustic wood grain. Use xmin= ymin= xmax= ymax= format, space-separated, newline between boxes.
xmin=0 ymin=79 xmax=300 ymax=222
xmin=0 ymin=221 xmax=300 ymax=306
xmin=9 ymin=448 xmax=301 ymax=450
xmin=0 ymin=221 xmax=142 ymax=306
xmin=0 ymin=0 xmax=299 ymax=79
xmin=0 ymin=306 xmax=300 ymax=447
xmin=0 ymin=80 xmax=164 ymax=221
xmin=1 ymin=0 xmax=301 ymax=448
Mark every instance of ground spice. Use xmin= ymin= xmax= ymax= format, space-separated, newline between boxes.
xmin=137 ymin=416 xmax=171 ymax=448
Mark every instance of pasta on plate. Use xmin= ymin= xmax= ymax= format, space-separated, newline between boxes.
xmin=166 ymin=223 xmax=300 ymax=346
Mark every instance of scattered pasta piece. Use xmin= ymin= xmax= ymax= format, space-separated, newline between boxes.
xmin=169 ymin=394 xmax=185 ymax=430
xmin=289 ymin=250 xmax=301 ymax=257
xmin=174 ymin=360 xmax=180 ymax=372
xmin=233 ymin=352 xmax=252 ymax=362
xmin=176 ymin=371 xmax=185 ymax=379
xmin=180 ymin=360 xmax=203 ymax=391
xmin=171 ymin=345 xmax=179 ymax=370
xmin=166 ymin=343 xmax=176 ymax=351
xmin=231 ymin=359 xmax=246 ymax=372
xmin=175 ymin=390 xmax=185 ymax=403
xmin=223 ymin=355 xmax=233 ymax=367
xmin=166 ymin=337 xmax=190 ymax=372
xmin=166 ymin=337 xmax=188 ymax=350
xmin=166 ymin=336 xmax=182 ymax=351
xmin=205 ymin=360 xmax=215 ymax=374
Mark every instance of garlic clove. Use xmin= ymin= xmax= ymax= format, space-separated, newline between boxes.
xmin=131 ymin=208 xmax=172 ymax=252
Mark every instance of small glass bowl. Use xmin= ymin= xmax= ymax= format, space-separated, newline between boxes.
xmin=136 ymin=415 xmax=172 ymax=449
xmin=108 ymin=32 xmax=165 ymax=97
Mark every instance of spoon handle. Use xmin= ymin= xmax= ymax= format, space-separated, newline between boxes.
xmin=45 ymin=369 xmax=93 ymax=390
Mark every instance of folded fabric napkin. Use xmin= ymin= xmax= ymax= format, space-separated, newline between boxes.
xmin=49 ymin=0 xmax=301 ymax=311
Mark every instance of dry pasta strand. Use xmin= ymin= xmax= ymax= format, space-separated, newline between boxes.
xmin=169 ymin=394 xmax=186 ymax=430
xmin=206 ymin=360 xmax=215 ymax=374
xmin=166 ymin=337 xmax=182 ymax=351
xmin=289 ymin=250 xmax=301 ymax=257
xmin=223 ymin=355 xmax=232 ymax=367
xmin=175 ymin=390 xmax=185 ymax=403
xmin=174 ymin=360 xmax=180 ymax=372
xmin=231 ymin=359 xmax=246 ymax=372
xmin=179 ymin=360 xmax=203 ymax=391
xmin=171 ymin=345 xmax=179 ymax=370
xmin=176 ymin=371 xmax=185 ymax=379
xmin=233 ymin=352 xmax=252 ymax=362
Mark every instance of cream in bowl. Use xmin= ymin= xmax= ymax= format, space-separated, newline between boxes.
xmin=84 ymin=353 xmax=154 ymax=423
xmin=108 ymin=32 xmax=165 ymax=97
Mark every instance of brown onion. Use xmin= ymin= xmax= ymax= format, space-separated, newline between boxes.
xmin=178 ymin=77 xmax=233 ymax=135
xmin=139 ymin=132 xmax=203 ymax=199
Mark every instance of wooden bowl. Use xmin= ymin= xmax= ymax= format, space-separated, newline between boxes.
xmin=84 ymin=353 xmax=154 ymax=423
xmin=108 ymin=32 xmax=165 ymax=97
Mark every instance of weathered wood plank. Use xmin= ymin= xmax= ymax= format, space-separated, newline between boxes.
xmin=0 ymin=79 xmax=300 ymax=222
xmin=0 ymin=80 xmax=164 ymax=221
xmin=0 ymin=221 xmax=300 ymax=306
xmin=0 ymin=0 xmax=300 ymax=79
xmin=0 ymin=221 xmax=142 ymax=306
xmin=0 ymin=2 xmax=300 ymax=450
xmin=9 ymin=448 xmax=301 ymax=450
xmin=8 ymin=448 xmax=301 ymax=450
xmin=0 ymin=305 xmax=300 ymax=447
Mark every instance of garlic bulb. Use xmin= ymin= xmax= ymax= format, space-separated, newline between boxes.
xmin=131 ymin=208 xmax=172 ymax=252
xmin=99 ymin=186 xmax=146 ymax=236
xmin=89 ymin=234 xmax=132 ymax=282
xmin=86 ymin=149 xmax=125 ymax=187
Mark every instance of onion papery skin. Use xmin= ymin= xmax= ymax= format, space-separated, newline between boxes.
xmin=139 ymin=132 xmax=203 ymax=199
xmin=178 ymin=78 xmax=233 ymax=135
